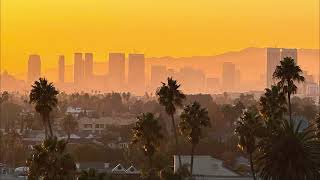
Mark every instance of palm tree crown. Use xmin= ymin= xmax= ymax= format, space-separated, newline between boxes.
xmin=179 ymin=101 xmax=210 ymax=145
xmin=273 ymin=57 xmax=305 ymax=94
xmin=156 ymin=77 xmax=186 ymax=115
xmin=256 ymin=120 xmax=320 ymax=179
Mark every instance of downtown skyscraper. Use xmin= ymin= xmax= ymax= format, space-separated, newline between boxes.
xmin=84 ymin=53 xmax=93 ymax=80
xmin=74 ymin=53 xmax=84 ymax=85
xmin=128 ymin=53 xmax=145 ymax=94
xmin=222 ymin=62 xmax=235 ymax=91
xmin=28 ymin=54 xmax=41 ymax=83
xmin=58 ymin=55 xmax=65 ymax=83
xmin=108 ymin=53 xmax=125 ymax=91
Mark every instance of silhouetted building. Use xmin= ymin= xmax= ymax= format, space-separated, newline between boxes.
xmin=151 ymin=65 xmax=166 ymax=90
xmin=74 ymin=53 xmax=84 ymax=85
xmin=267 ymin=48 xmax=281 ymax=88
xmin=206 ymin=77 xmax=220 ymax=93
xmin=109 ymin=53 xmax=125 ymax=91
xmin=84 ymin=53 xmax=94 ymax=79
xmin=235 ymin=69 xmax=241 ymax=90
xmin=58 ymin=55 xmax=65 ymax=83
xmin=222 ymin=62 xmax=235 ymax=91
xmin=178 ymin=67 xmax=205 ymax=93
xmin=28 ymin=54 xmax=41 ymax=82
xmin=128 ymin=54 xmax=145 ymax=94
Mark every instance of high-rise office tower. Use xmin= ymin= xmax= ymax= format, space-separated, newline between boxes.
xmin=74 ymin=53 xmax=84 ymax=85
xmin=28 ymin=54 xmax=41 ymax=82
xmin=267 ymin=48 xmax=281 ymax=88
xmin=58 ymin=55 xmax=65 ymax=83
xmin=108 ymin=53 xmax=125 ymax=91
xmin=84 ymin=53 xmax=93 ymax=79
xmin=281 ymin=48 xmax=298 ymax=62
xmin=128 ymin=54 xmax=145 ymax=94
xmin=151 ymin=65 xmax=166 ymax=90
xmin=222 ymin=62 xmax=235 ymax=91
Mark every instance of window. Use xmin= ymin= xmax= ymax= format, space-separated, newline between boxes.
xmin=84 ymin=124 xmax=92 ymax=128
xmin=95 ymin=124 xmax=99 ymax=128
xmin=99 ymin=124 xmax=105 ymax=128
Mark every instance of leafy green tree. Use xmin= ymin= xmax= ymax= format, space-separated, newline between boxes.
xmin=256 ymin=120 xmax=320 ymax=179
xmin=273 ymin=57 xmax=304 ymax=121
xmin=179 ymin=101 xmax=210 ymax=175
xmin=29 ymin=78 xmax=59 ymax=138
xmin=156 ymin=77 xmax=186 ymax=166
xmin=61 ymin=113 xmax=78 ymax=141
xmin=132 ymin=113 xmax=163 ymax=171
xmin=259 ymin=85 xmax=287 ymax=133
xmin=27 ymin=137 xmax=76 ymax=180
xmin=235 ymin=110 xmax=263 ymax=180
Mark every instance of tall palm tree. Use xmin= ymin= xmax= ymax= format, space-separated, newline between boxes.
xmin=156 ymin=77 xmax=186 ymax=166
xmin=259 ymin=85 xmax=287 ymax=133
xmin=62 ymin=113 xmax=78 ymax=141
xmin=256 ymin=120 xmax=320 ymax=179
xmin=179 ymin=101 xmax=210 ymax=175
xmin=235 ymin=110 xmax=263 ymax=180
xmin=30 ymin=78 xmax=59 ymax=138
xmin=132 ymin=113 xmax=163 ymax=170
xmin=273 ymin=57 xmax=304 ymax=121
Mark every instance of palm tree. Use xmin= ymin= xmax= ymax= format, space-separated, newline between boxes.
xmin=273 ymin=57 xmax=304 ymax=121
xmin=132 ymin=113 xmax=163 ymax=170
xmin=156 ymin=77 xmax=186 ymax=166
xmin=256 ymin=120 xmax=320 ymax=179
xmin=27 ymin=137 xmax=76 ymax=180
xmin=179 ymin=101 xmax=210 ymax=175
xmin=235 ymin=110 xmax=264 ymax=180
xmin=29 ymin=78 xmax=59 ymax=138
xmin=259 ymin=85 xmax=287 ymax=133
xmin=62 ymin=113 xmax=78 ymax=141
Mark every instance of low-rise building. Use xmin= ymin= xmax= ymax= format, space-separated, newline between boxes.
xmin=78 ymin=116 xmax=136 ymax=133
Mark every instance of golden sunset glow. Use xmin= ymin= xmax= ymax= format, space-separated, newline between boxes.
xmin=1 ymin=0 xmax=319 ymax=76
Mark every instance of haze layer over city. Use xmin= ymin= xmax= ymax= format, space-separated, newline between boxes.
xmin=0 ymin=0 xmax=320 ymax=180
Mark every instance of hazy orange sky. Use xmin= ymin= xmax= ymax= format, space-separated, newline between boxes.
xmin=1 ymin=0 xmax=319 ymax=77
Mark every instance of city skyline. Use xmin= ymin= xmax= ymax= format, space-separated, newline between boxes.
xmin=0 ymin=46 xmax=316 ymax=95
xmin=1 ymin=0 xmax=319 ymax=75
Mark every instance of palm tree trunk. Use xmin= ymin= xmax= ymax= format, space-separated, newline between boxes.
xmin=190 ymin=144 xmax=195 ymax=176
xmin=249 ymin=153 xmax=257 ymax=180
xmin=20 ymin=117 xmax=24 ymax=134
xmin=42 ymin=114 xmax=48 ymax=139
xmin=171 ymin=114 xmax=182 ymax=167
xmin=288 ymin=92 xmax=292 ymax=122
xmin=148 ymin=155 xmax=153 ymax=169
xmin=47 ymin=113 xmax=54 ymax=137
xmin=67 ymin=132 xmax=71 ymax=142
